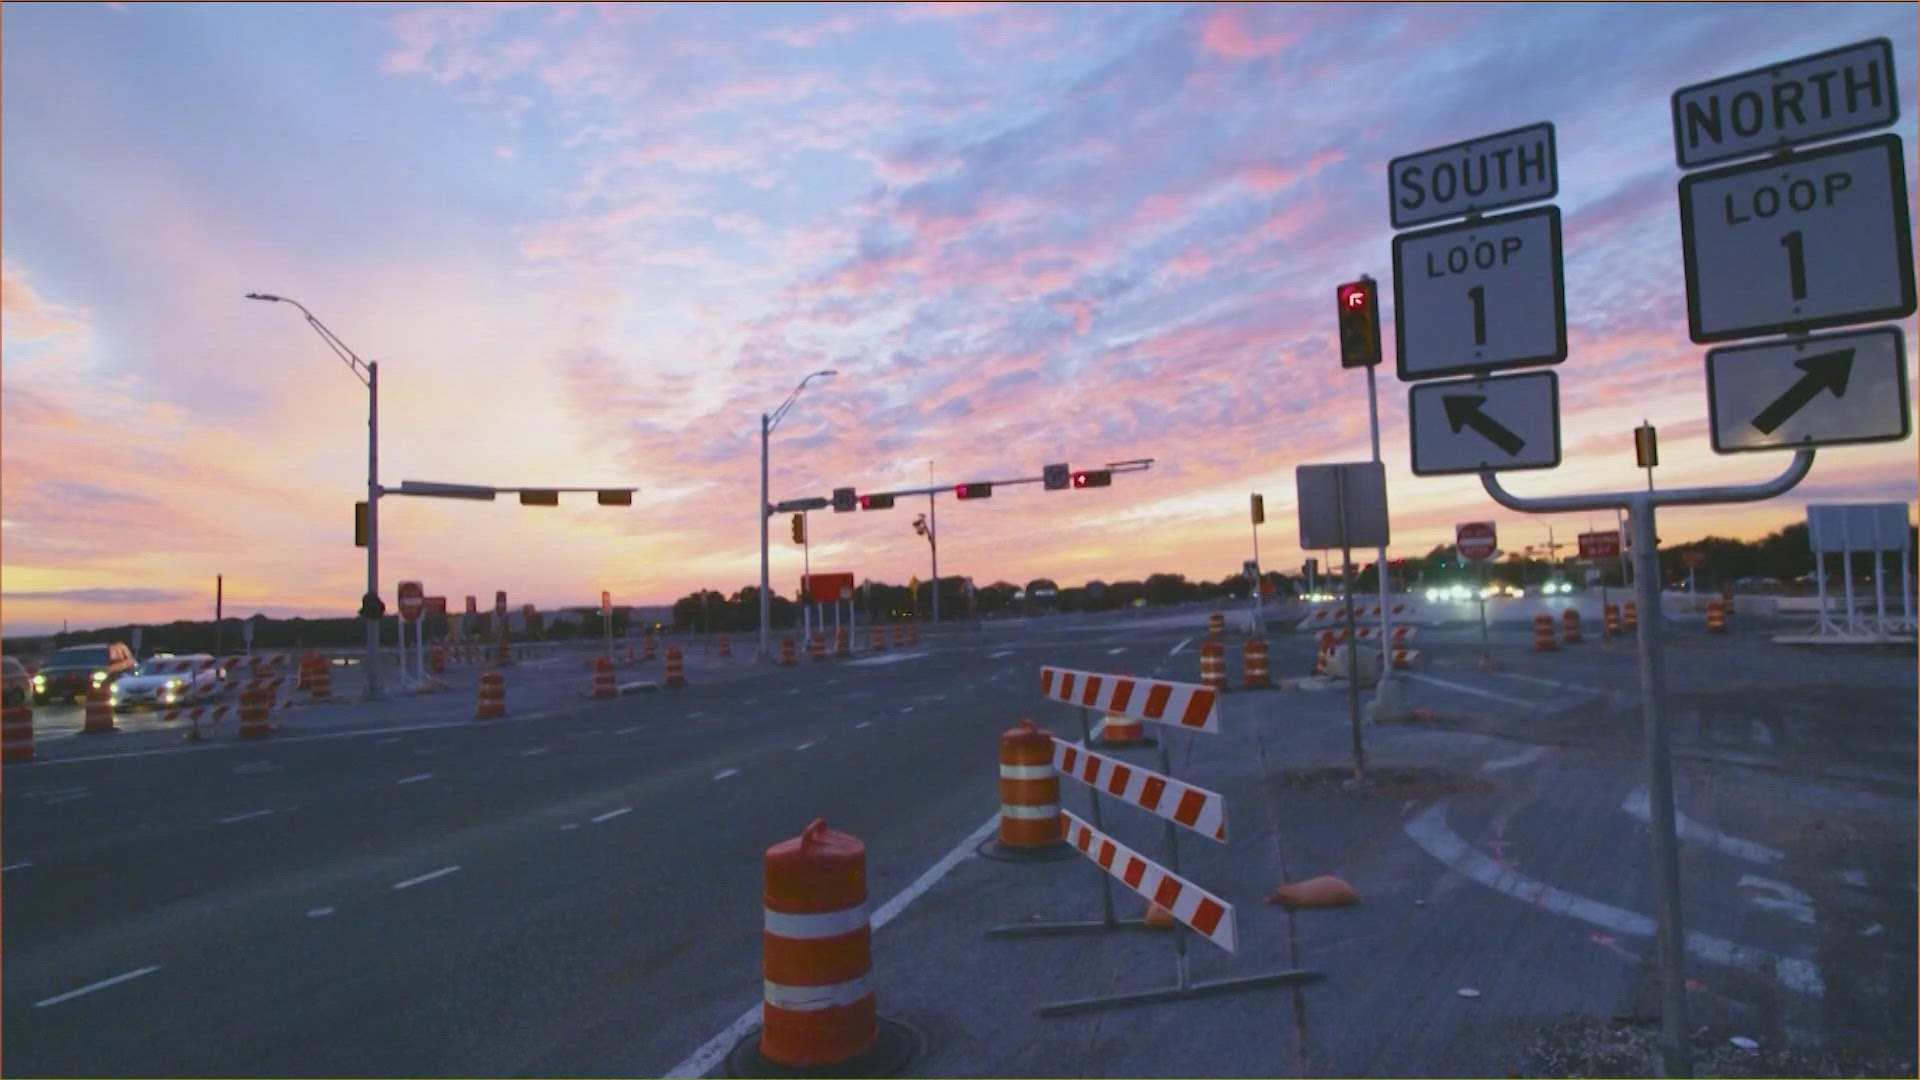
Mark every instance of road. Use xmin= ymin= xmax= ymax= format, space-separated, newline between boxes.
xmin=4 ymin=604 xmax=1913 ymax=1077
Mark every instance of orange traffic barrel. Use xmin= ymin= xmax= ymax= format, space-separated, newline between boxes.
xmin=718 ymin=634 xmax=733 ymax=658
xmin=1561 ymin=608 xmax=1583 ymax=645
xmin=236 ymin=687 xmax=275 ymax=740
xmin=643 ymin=635 xmax=657 ymax=661
xmin=296 ymin=654 xmax=314 ymax=691
xmin=664 ymin=647 xmax=686 ymax=689
xmin=1391 ymin=644 xmax=1417 ymax=669
xmin=727 ymin=819 xmax=920 ymax=1077
xmin=833 ymin=628 xmax=849 ymax=659
xmin=1706 ymin=600 xmax=1726 ymax=634
xmin=1243 ymin=636 xmax=1271 ymax=688
xmin=1624 ymin=601 xmax=1639 ymax=631
xmin=870 ymin=628 xmax=886 ymax=652
xmin=1090 ymin=670 xmax=1156 ymax=751
xmin=1198 ymin=640 xmax=1228 ymax=690
xmin=810 ymin=632 xmax=827 ymax=663
xmin=1532 ymin=613 xmax=1558 ymax=652
xmin=1208 ymin=611 xmax=1224 ymax=637
xmin=308 ymin=656 xmax=333 ymax=701
xmin=891 ymin=626 xmax=907 ymax=649
xmin=1604 ymin=603 xmax=1621 ymax=637
xmin=2 ymin=705 xmax=34 ymax=763
xmin=1315 ymin=630 xmax=1341 ymax=676
xmin=494 ymin=641 xmax=511 ymax=667
xmin=592 ymin=657 xmax=617 ymax=699
xmin=978 ymin=719 xmax=1074 ymax=863
xmin=82 ymin=686 xmax=117 ymax=734
xmin=475 ymin=671 xmax=505 ymax=719
xmin=780 ymin=636 xmax=797 ymax=667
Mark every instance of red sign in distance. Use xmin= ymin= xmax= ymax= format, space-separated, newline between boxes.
xmin=601 ymin=590 xmax=612 ymax=616
xmin=398 ymin=581 xmax=424 ymax=622
xmin=1681 ymin=550 xmax=1706 ymax=568
xmin=1456 ymin=521 xmax=1498 ymax=562
xmin=424 ymin=596 xmax=448 ymax=616
xmin=1578 ymin=531 xmax=1622 ymax=559
xmin=495 ymin=590 xmax=507 ymax=618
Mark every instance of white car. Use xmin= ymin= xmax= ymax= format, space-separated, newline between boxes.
xmin=111 ymin=654 xmax=224 ymax=711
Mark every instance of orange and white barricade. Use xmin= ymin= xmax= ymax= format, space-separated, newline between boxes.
xmin=779 ymin=636 xmax=797 ymax=667
xmin=2 ymin=705 xmax=33 ymax=763
xmin=906 ymin=624 xmax=918 ymax=647
xmin=978 ymin=718 xmax=1073 ymax=861
xmin=475 ymin=671 xmax=505 ymax=719
xmin=1207 ymin=611 xmax=1224 ymax=636
xmin=870 ymin=628 xmax=886 ymax=652
xmin=1532 ymin=613 xmax=1558 ymax=651
xmin=833 ymin=628 xmax=849 ymax=659
xmin=891 ymin=626 xmax=907 ymax=649
xmin=591 ymin=657 xmax=616 ymax=699
xmin=1561 ymin=608 xmax=1583 ymax=645
xmin=810 ymin=632 xmax=827 ymax=662
xmin=1604 ymin=603 xmax=1622 ymax=637
xmin=429 ymin=647 xmax=447 ymax=675
xmin=82 ymin=686 xmax=116 ymax=734
xmin=236 ymin=687 xmax=276 ymax=740
xmin=717 ymin=634 xmax=733 ymax=658
xmin=1624 ymin=601 xmax=1639 ymax=631
xmin=663 ymin=648 xmax=686 ymax=689
xmin=728 ymin=819 xmax=918 ymax=1076
xmin=1197 ymin=640 xmax=1228 ymax=691
xmin=1242 ymin=637 xmax=1271 ymax=688
xmin=1314 ymin=630 xmax=1343 ymax=675
xmin=1706 ymin=601 xmax=1726 ymax=634
xmin=305 ymin=656 xmax=334 ymax=702
xmin=1038 ymin=667 xmax=1220 ymax=734
xmin=642 ymin=635 xmax=657 ymax=661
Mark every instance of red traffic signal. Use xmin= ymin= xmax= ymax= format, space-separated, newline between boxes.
xmin=1337 ymin=278 xmax=1381 ymax=369
xmin=955 ymin=482 xmax=993 ymax=499
xmin=1072 ymin=469 xmax=1111 ymax=488
xmin=859 ymin=493 xmax=895 ymax=510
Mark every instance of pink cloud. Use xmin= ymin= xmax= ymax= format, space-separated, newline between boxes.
xmin=1051 ymin=298 xmax=1097 ymax=335
xmin=1198 ymin=5 xmax=1302 ymax=61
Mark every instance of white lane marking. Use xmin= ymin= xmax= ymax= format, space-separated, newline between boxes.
xmin=689 ymin=711 xmax=705 ymax=718
xmin=1480 ymin=746 xmax=1550 ymax=774
xmin=520 ymin=747 xmax=550 ymax=757
xmin=44 ymin=792 xmax=92 ymax=805
xmin=234 ymin=761 xmax=280 ymax=775
xmin=590 ymin=807 xmax=632 ymax=824
xmin=307 ymin=907 xmax=334 ymax=918
xmin=1739 ymin=874 xmax=1812 ymax=904
xmin=1745 ymin=896 xmax=1817 ymax=924
xmin=900 ymin=706 xmax=915 ymax=714
xmin=825 ymin=679 xmax=839 ymax=686
xmin=376 ymin=736 xmax=401 ymax=745
xmin=1401 ymin=672 xmax=1539 ymax=708
xmin=561 ymin=823 xmax=579 ymax=831
xmin=742 ymin=699 xmax=755 ymax=706
xmin=1739 ymin=874 xmax=1817 ymax=924
xmin=917 ymin=694 xmax=947 ymax=703
xmin=392 ymin=865 xmax=461 ymax=891
xmin=854 ymin=721 xmax=871 ymax=729
xmin=1405 ymin=803 xmax=1822 ymax=996
xmin=614 ymin=725 xmax=642 ymax=735
xmin=1837 ymin=869 xmax=1868 ymax=887
xmin=395 ymin=772 xmax=434 ymax=785
xmin=3 ymin=861 xmax=33 ymax=872
xmin=1621 ymin=786 xmax=1784 ymax=865
xmin=787 ymin=688 xmax=800 ymax=696
xmin=218 ymin=809 xmax=276 ymax=825
xmin=844 ymin=653 xmax=922 ymax=667
xmin=988 ymin=650 xmax=1016 ymax=659
xmin=1168 ymin=636 xmax=1194 ymax=658
xmin=713 ymin=768 xmax=740 ymax=780
xmin=22 ymin=713 xmax=573 ymax=767
xmin=665 ymin=812 xmax=1000 ymax=1079
xmin=1751 ymin=720 xmax=1774 ymax=748
xmin=1488 ymin=671 xmax=1607 ymax=695
xmin=34 ymin=965 xmax=163 ymax=1008
xmin=794 ymin=741 xmax=815 ymax=751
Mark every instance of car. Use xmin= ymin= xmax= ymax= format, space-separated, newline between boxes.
xmin=31 ymin=642 xmax=137 ymax=705
xmin=111 ymin=653 xmax=224 ymax=711
xmin=2 ymin=656 xmax=29 ymax=708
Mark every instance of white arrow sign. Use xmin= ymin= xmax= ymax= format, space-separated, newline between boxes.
xmin=1705 ymin=325 xmax=1909 ymax=453
xmin=1679 ymin=134 xmax=1915 ymax=343
xmin=1392 ymin=205 xmax=1566 ymax=381
xmin=1408 ymin=371 xmax=1560 ymax=477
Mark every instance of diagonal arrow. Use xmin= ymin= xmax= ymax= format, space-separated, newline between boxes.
xmin=1443 ymin=395 xmax=1526 ymax=456
xmin=1750 ymin=348 xmax=1854 ymax=435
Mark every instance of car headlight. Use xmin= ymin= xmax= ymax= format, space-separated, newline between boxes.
xmin=32 ymin=674 xmax=45 ymax=689
xmin=92 ymin=670 xmax=108 ymax=684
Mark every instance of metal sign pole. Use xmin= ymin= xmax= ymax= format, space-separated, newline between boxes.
xmin=1335 ymin=470 xmax=1364 ymax=783
xmin=1842 ymin=516 xmax=1858 ymax=635
xmin=1478 ymin=561 xmax=1491 ymax=668
xmin=1157 ymin=736 xmax=1191 ymax=991
xmin=1815 ymin=543 xmax=1830 ymax=633
xmin=1366 ymin=360 xmax=1392 ymax=686
xmin=1079 ymin=706 xmax=1117 ymax=928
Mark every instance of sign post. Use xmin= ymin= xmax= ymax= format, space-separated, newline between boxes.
xmin=1456 ymin=522 xmax=1498 ymax=669
xmin=1297 ymin=461 xmax=1389 ymax=783
xmin=398 ymin=581 xmax=423 ymax=685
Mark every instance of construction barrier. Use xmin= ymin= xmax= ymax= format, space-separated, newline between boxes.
xmin=985 ymin=664 xmax=1323 ymax=1014
xmin=592 ymin=657 xmax=617 ymax=699
xmin=978 ymin=718 xmax=1073 ymax=861
xmin=780 ymin=636 xmax=797 ymax=668
xmin=1604 ymin=603 xmax=1622 ymax=637
xmin=1089 ymin=669 xmax=1156 ymax=750
xmin=643 ymin=635 xmax=657 ymax=662
xmin=307 ymin=657 xmax=334 ymax=702
xmin=476 ymin=671 xmax=505 ymax=719
xmin=1315 ymin=630 xmax=1342 ymax=676
xmin=82 ymin=686 xmax=116 ymax=734
xmin=429 ymin=646 xmax=447 ymax=674
xmin=1624 ymin=601 xmax=1639 ymax=631
xmin=1706 ymin=600 xmax=1726 ymax=634
xmin=891 ymin=626 xmax=907 ymax=649
xmin=833 ymin=628 xmax=849 ymax=659
xmin=870 ymin=628 xmax=886 ymax=653
xmin=296 ymin=653 xmax=314 ymax=691
xmin=626 ymin=644 xmax=637 ymax=666
xmin=1391 ymin=645 xmax=1419 ymax=669
xmin=495 ymin=641 xmax=511 ymax=667
xmin=726 ymin=818 xmax=919 ymax=1077
xmin=718 ymin=634 xmax=733 ymax=658
xmin=906 ymin=624 xmax=918 ymax=647
xmin=1197 ymin=640 xmax=1228 ymax=691
xmin=663 ymin=648 xmax=686 ymax=689
xmin=1242 ymin=636 xmax=1271 ymax=688
xmin=1207 ymin=611 xmax=1224 ymax=637
xmin=2 ymin=705 xmax=33 ymax=764
xmin=236 ymin=687 xmax=275 ymax=740
xmin=1561 ymin=608 xmax=1583 ymax=645
xmin=1532 ymin=613 xmax=1558 ymax=652
xmin=1038 ymin=666 xmax=1221 ymax=734
xmin=810 ymin=632 xmax=827 ymax=663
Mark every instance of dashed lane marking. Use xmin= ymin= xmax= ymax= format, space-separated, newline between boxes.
xmin=1168 ymin=636 xmax=1194 ymax=658
xmin=794 ymin=741 xmax=815 ymax=751
xmin=395 ymin=772 xmax=434 ymax=785
xmin=854 ymin=721 xmax=871 ymax=729
xmin=590 ymin=807 xmax=632 ymax=824
xmin=35 ymin=966 xmax=162 ymax=1008
xmin=988 ymin=650 xmax=1016 ymax=659
xmin=614 ymin=725 xmax=642 ymax=735
xmin=1480 ymin=746 xmax=1550 ymax=774
xmin=713 ymin=768 xmax=740 ymax=780
xmin=217 ymin=809 xmax=277 ymax=825
xmin=3 ymin=861 xmax=33 ymax=872
xmin=1487 ymin=671 xmax=1608 ymax=696
xmin=520 ymin=747 xmax=550 ymax=757
xmin=1621 ymin=786 xmax=1784 ymax=865
xmin=1401 ymin=672 xmax=1540 ymax=708
xmin=392 ymin=865 xmax=461 ymax=891
xmin=1108 ymin=647 xmax=1127 ymax=655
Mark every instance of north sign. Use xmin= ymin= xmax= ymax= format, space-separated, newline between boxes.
xmin=1704 ymin=325 xmax=1909 ymax=453
xmin=1393 ymin=206 xmax=1566 ymax=381
xmin=1389 ymin=122 xmax=1557 ymax=228
xmin=1408 ymin=371 xmax=1561 ymax=477
xmin=1456 ymin=521 xmax=1498 ymax=562
xmin=1671 ymin=38 xmax=1898 ymax=169
xmin=1678 ymin=134 xmax=1915 ymax=343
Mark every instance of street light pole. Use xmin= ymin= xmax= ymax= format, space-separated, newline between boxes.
xmin=246 ymin=293 xmax=385 ymax=701
xmin=758 ymin=370 xmax=836 ymax=663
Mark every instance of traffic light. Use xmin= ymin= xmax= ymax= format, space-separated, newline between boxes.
xmin=1071 ymin=470 xmax=1110 ymax=488
xmin=355 ymin=500 xmax=369 ymax=547
xmin=1634 ymin=423 xmax=1659 ymax=468
xmin=1337 ymin=277 xmax=1381 ymax=368
xmin=859 ymin=493 xmax=895 ymax=510
xmin=1251 ymin=492 xmax=1265 ymax=525
xmin=597 ymin=489 xmax=633 ymax=506
xmin=831 ymin=487 xmax=857 ymax=513
xmin=519 ymin=489 xmax=559 ymax=506
xmin=955 ymin=482 xmax=993 ymax=499
xmin=791 ymin=513 xmax=806 ymax=544
xmin=1042 ymin=463 xmax=1070 ymax=491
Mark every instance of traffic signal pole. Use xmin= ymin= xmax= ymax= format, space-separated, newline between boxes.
xmin=759 ymin=412 xmax=772 ymax=662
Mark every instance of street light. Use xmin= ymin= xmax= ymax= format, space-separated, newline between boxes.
xmin=760 ymin=369 xmax=837 ymax=661
xmin=247 ymin=292 xmax=387 ymax=701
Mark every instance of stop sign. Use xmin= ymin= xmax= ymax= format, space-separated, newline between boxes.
xmin=1456 ymin=521 xmax=1498 ymax=562
xmin=397 ymin=580 xmax=424 ymax=621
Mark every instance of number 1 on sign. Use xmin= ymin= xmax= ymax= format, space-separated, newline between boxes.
xmin=1780 ymin=230 xmax=1807 ymax=301
xmin=1467 ymin=285 xmax=1487 ymax=346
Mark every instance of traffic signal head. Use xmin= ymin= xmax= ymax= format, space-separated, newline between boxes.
xmin=791 ymin=513 xmax=806 ymax=544
xmin=596 ymin=489 xmax=633 ymax=506
xmin=1042 ymin=463 xmax=1070 ymax=491
xmin=354 ymin=500 xmax=369 ymax=547
xmin=1337 ymin=278 xmax=1381 ymax=368
xmin=955 ymin=482 xmax=993 ymax=499
xmin=1634 ymin=423 xmax=1659 ymax=469
xmin=1071 ymin=470 xmax=1111 ymax=488
xmin=1251 ymin=492 xmax=1265 ymax=525
xmin=831 ymin=487 xmax=857 ymax=513
xmin=519 ymin=489 xmax=559 ymax=506
xmin=859 ymin=493 xmax=895 ymax=510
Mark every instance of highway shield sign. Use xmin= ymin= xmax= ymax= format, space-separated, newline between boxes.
xmin=1393 ymin=205 xmax=1566 ymax=381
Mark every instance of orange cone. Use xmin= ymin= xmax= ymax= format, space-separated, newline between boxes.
xmin=1265 ymin=875 xmax=1360 ymax=909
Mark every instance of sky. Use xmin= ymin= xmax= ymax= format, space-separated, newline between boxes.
xmin=3 ymin=2 xmax=1917 ymax=636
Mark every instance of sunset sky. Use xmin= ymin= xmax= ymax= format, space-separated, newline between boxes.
xmin=3 ymin=2 xmax=1916 ymax=637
